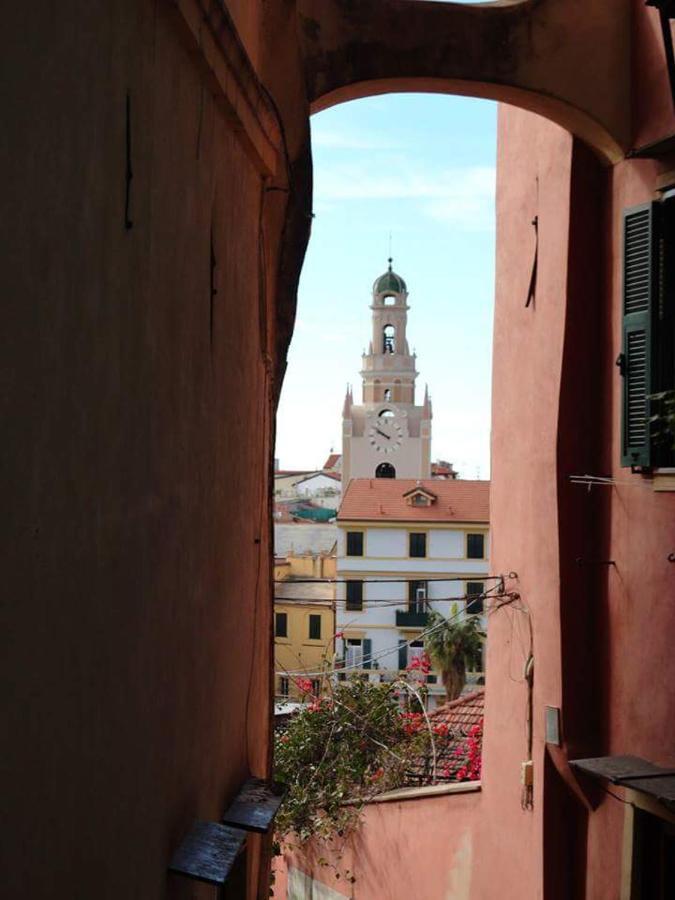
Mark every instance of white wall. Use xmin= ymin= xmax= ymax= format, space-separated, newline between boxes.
xmin=365 ymin=527 xmax=406 ymax=557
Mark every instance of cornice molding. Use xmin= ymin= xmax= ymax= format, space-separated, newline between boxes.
xmin=168 ymin=0 xmax=282 ymax=175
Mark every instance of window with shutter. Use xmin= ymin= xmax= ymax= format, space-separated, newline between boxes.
xmin=275 ymin=612 xmax=287 ymax=638
xmin=466 ymin=581 xmax=485 ymax=615
xmin=308 ymin=614 xmax=321 ymax=640
xmin=408 ymin=580 xmax=427 ymax=613
xmin=398 ymin=639 xmax=408 ymax=671
xmin=621 ymin=203 xmax=657 ymax=467
xmin=409 ymin=532 xmax=427 ymax=558
xmin=363 ymin=638 xmax=373 ymax=669
xmin=346 ymin=580 xmax=363 ymax=610
xmin=346 ymin=531 xmax=364 ymax=556
xmin=467 ymin=533 xmax=485 ymax=559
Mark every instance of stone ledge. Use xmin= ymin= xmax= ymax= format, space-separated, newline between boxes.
xmin=366 ymin=780 xmax=481 ymax=805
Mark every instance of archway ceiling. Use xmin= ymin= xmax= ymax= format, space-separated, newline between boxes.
xmin=297 ymin=0 xmax=631 ymax=162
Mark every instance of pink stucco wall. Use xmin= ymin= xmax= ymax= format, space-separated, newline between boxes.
xmin=274 ymin=788 xmax=480 ymax=899
xmin=474 ymin=5 xmax=675 ymax=896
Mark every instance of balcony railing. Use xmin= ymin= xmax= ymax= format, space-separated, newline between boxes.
xmin=396 ymin=610 xmax=429 ymax=627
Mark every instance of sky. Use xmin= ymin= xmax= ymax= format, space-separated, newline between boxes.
xmin=275 ymin=93 xmax=497 ymax=479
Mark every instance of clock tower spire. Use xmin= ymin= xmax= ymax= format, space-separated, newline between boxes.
xmin=341 ymin=262 xmax=432 ymax=488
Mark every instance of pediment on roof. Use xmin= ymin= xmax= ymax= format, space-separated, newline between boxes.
xmin=402 ymin=485 xmax=437 ymax=506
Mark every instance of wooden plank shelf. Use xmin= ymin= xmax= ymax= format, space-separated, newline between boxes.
xmin=222 ymin=778 xmax=283 ymax=834
xmin=168 ymin=821 xmax=246 ymax=886
xmin=571 ymin=755 xmax=675 ymax=811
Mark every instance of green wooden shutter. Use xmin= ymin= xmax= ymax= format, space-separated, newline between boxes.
xmin=621 ymin=203 xmax=658 ymax=467
xmin=363 ymin=638 xmax=372 ymax=669
xmin=398 ymin=640 xmax=407 ymax=671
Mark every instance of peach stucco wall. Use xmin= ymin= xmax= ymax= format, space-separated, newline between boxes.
xmin=274 ymin=789 xmax=480 ymax=900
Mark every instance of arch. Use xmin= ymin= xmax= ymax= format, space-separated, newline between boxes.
xmin=375 ymin=462 xmax=396 ymax=478
xmin=299 ymin=0 xmax=629 ymax=163
xmin=383 ymin=325 xmax=396 ymax=354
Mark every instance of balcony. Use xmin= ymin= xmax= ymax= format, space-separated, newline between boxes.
xmin=396 ymin=610 xmax=429 ymax=627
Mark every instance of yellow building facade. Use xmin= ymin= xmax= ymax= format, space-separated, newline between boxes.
xmin=274 ymin=552 xmax=336 ymax=700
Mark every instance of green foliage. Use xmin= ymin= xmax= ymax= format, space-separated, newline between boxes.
xmin=274 ymin=676 xmax=428 ymax=849
xmin=424 ymin=607 xmax=485 ymax=701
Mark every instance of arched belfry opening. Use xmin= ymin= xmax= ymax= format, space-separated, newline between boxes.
xmin=383 ymin=325 xmax=396 ymax=354
xmin=375 ymin=462 xmax=396 ymax=478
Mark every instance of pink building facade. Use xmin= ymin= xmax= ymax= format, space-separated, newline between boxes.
xmin=275 ymin=3 xmax=675 ymax=898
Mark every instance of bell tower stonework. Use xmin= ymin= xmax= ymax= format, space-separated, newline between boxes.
xmin=342 ymin=262 xmax=432 ymax=488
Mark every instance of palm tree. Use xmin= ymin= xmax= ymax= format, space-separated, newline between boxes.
xmin=424 ymin=606 xmax=485 ymax=702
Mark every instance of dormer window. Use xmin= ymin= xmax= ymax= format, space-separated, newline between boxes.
xmin=403 ymin=486 xmax=437 ymax=507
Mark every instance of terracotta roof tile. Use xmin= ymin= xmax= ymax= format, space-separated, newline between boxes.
xmin=428 ymin=689 xmax=485 ymax=736
xmin=323 ymin=453 xmax=342 ymax=469
xmin=338 ymin=479 xmax=489 ymax=523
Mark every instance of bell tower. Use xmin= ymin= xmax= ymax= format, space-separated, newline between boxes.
xmin=342 ymin=261 xmax=432 ymax=488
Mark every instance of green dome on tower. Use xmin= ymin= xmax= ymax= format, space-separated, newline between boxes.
xmin=373 ymin=259 xmax=407 ymax=294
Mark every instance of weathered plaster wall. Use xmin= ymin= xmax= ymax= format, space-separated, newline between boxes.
xmin=0 ymin=2 xmax=282 ymax=897
xmin=273 ymin=789 xmax=480 ymax=900
xmin=297 ymin=0 xmax=631 ymax=160
xmin=478 ymin=5 xmax=675 ymax=896
xmin=475 ymin=106 xmax=575 ymax=900
xmin=4 ymin=1 xmax=675 ymax=897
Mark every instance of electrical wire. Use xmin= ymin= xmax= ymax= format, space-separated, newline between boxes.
xmin=275 ymin=575 xmax=503 ymax=585
xmin=276 ymin=595 xmax=509 ymax=678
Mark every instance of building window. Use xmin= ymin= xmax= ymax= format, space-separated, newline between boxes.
xmin=467 ymin=533 xmax=485 ymax=559
xmin=346 ymin=531 xmax=364 ymax=556
xmin=345 ymin=638 xmax=363 ymax=668
xmin=409 ymin=532 xmax=427 ymax=558
xmin=408 ymin=580 xmax=427 ymax=613
xmin=346 ymin=580 xmax=363 ymax=610
xmin=384 ymin=388 xmax=392 ymax=401
xmin=275 ymin=612 xmax=288 ymax=638
xmin=311 ymin=678 xmax=321 ymax=696
xmin=466 ymin=581 xmax=485 ymax=615
xmin=375 ymin=462 xmax=396 ymax=478
xmin=620 ymin=196 xmax=675 ymax=468
xmin=279 ymin=676 xmax=289 ymax=698
xmin=383 ymin=324 xmax=396 ymax=353
xmin=308 ymin=614 xmax=321 ymax=640
xmin=409 ymin=640 xmax=425 ymax=668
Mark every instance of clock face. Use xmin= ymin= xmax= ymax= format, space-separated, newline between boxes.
xmin=368 ymin=417 xmax=404 ymax=453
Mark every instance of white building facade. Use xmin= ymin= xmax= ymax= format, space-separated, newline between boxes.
xmin=336 ymin=479 xmax=490 ymax=707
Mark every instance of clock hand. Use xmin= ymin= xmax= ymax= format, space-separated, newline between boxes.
xmin=375 ymin=428 xmax=390 ymax=440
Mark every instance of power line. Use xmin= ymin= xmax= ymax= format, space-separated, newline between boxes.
xmin=275 ymin=575 xmax=503 ymax=585
xmin=276 ymin=597 xmax=503 ymax=678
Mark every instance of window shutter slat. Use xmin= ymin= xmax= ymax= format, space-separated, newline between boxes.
xmin=621 ymin=203 xmax=657 ymax=467
xmin=398 ymin=640 xmax=407 ymax=671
